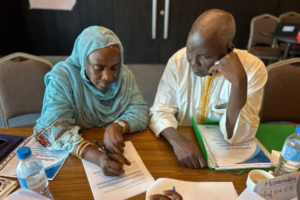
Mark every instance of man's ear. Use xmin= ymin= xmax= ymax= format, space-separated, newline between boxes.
xmin=227 ymin=44 xmax=235 ymax=53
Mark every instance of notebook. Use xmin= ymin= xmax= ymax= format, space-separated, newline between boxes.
xmin=191 ymin=118 xmax=295 ymax=171
xmin=0 ymin=134 xmax=24 ymax=161
xmin=272 ymin=22 xmax=300 ymax=37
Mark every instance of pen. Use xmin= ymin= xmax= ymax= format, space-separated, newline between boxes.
xmin=93 ymin=140 xmax=131 ymax=165
xmin=93 ymin=140 xmax=113 ymax=160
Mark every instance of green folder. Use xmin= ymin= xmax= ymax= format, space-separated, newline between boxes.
xmin=191 ymin=117 xmax=295 ymax=171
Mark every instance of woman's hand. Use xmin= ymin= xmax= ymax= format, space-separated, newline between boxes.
xmin=103 ymin=122 xmax=125 ymax=154
xmin=99 ymin=152 xmax=125 ymax=176
xmin=71 ymin=143 xmax=125 ymax=176
xmin=149 ymin=190 xmax=183 ymax=200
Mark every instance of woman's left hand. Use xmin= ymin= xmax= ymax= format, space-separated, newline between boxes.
xmin=103 ymin=123 xmax=125 ymax=154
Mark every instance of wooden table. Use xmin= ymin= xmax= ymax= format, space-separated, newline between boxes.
xmin=0 ymin=127 xmax=250 ymax=199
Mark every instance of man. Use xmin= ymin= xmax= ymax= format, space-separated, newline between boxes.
xmin=149 ymin=9 xmax=268 ymax=169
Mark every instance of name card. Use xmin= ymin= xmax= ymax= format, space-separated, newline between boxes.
xmin=254 ymin=172 xmax=300 ymax=200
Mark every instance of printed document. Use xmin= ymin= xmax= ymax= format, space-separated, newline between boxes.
xmin=197 ymin=125 xmax=273 ymax=170
xmin=0 ymin=138 xmax=68 ymax=180
xmin=82 ymin=141 xmax=155 ymax=200
xmin=146 ymin=178 xmax=238 ymax=200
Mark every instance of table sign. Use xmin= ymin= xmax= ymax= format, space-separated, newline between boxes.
xmin=254 ymin=172 xmax=300 ymax=200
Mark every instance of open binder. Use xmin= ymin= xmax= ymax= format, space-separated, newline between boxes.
xmin=191 ymin=117 xmax=295 ymax=171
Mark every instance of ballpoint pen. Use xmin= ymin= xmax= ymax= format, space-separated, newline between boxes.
xmin=93 ymin=140 xmax=131 ymax=165
xmin=94 ymin=140 xmax=113 ymax=160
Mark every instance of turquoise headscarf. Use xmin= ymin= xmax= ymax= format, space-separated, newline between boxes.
xmin=34 ymin=26 xmax=149 ymax=134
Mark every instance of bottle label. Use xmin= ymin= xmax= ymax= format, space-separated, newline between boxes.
xmin=18 ymin=177 xmax=29 ymax=188
xmin=282 ymin=144 xmax=300 ymax=162
xmin=18 ymin=170 xmax=48 ymax=191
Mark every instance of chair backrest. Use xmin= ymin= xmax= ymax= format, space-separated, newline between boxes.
xmin=279 ymin=11 xmax=300 ymax=23
xmin=0 ymin=53 xmax=53 ymax=128
xmin=260 ymin=58 xmax=300 ymax=123
xmin=247 ymin=14 xmax=279 ymax=50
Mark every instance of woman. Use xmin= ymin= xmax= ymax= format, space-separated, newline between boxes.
xmin=33 ymin=26 xmax=149 ymax=176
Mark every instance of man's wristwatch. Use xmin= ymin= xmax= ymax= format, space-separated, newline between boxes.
xmin=114 ymin=120 xmax=126 ymax=134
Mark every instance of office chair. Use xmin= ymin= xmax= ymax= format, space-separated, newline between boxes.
xmin=247 ymin=14 xmax=282 ymax=63
xmin=278 ymin=11 xmax=300 ymax=58
xmin=260 ymin=58 xmax=300 ymax=123
xmin=0 ymin=52 xmax=53 ymax=128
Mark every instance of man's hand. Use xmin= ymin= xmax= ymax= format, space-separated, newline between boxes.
xmin=209 ymin=51 xmax=247 ymax=86
xmin=103 ymin=123 xmax=125 ymax=154
xmin=149 ymin=190 xmax=183 ymax=200
xmin=161 ymin=127 xmax=206 ymax=169
xmin=209 ymin=51 xmax=247 ymax=139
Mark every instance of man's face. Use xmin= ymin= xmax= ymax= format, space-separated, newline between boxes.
xmin=186 ymin=31 xmax=226 ymax=77
xmin=85 ymin=48 xmax=120 ymax=91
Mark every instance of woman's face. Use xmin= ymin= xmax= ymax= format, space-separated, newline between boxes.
xmin=85 ymin=48 xmax=120 ymax=91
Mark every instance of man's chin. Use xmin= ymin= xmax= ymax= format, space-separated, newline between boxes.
xmin=192 ymin=71 xmax=207 ymax=77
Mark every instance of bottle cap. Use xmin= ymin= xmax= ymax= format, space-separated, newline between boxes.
xmin=16 ymin=146 xmax=32 ymax=160
xmin=296 ymin=125 xmax=300 ymax=134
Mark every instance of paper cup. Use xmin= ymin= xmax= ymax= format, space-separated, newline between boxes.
xmin=246 ymin=170 xmax=274 ymax=190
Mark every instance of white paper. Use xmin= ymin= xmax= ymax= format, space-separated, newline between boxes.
xmin=3 ymin=188 xmax=50 ymax=200
xmin=82 ymin=141 xmax=155 ymax=200
xmin=236 ymin=188 xmax=265 ymax=200
xmin=29 ymin=0 xmax=76 ymax=10
xmin=146 ymin=178 xmax=238 ymax=200
xmin=0 ymin=138 xmax=68 ymax=180
xmin=197 ymin=125 xmax=273 ymax=169
xmin=254 ymin=172 xmax=300 ymax=200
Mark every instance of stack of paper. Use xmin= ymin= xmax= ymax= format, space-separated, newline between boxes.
xmin=195 ymin=124 xmax=273 ymax=170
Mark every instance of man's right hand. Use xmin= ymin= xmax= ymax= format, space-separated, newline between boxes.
xmin=161 ymin=127 xmax=207 ymax=169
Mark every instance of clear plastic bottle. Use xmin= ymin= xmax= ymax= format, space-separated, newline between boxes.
xmin=274 ymin=125 xmax=300 ymax=177
xmin=16 ymin=146 xmax=53 ymax=199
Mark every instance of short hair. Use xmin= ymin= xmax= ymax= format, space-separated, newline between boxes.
xmin=192 ymin=9 xmax=236 ymax=48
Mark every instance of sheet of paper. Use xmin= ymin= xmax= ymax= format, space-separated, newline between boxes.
xmin=197 ymin=125 xmax=272 ymax=169
xmin=82 ymin=141 xmax=155 ymax=200
xmin=29 ymin=0 xmax=76 ymax=10
xmin=146 ymin=178 xmax=238 ymax=200
xmin=254 ymin=172 xmax=300 ymax=200
xmin=236 ymin=188 xmax=265 ymax=200
xmin=3 ymin=188 xmax=50 ymax=200
xmin=0 ymin=138 xmax=68 ymax=180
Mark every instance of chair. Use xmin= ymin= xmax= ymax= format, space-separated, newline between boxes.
xmin=247 ymin=14 xmax=282 ymax=63
xmin=279 ymin=11 xmax=300 ymax=23
xmin=0 ymin=52 xmax=53 ymax=128
xmin=260 ymin=58 xmax=300 ymax=123
xmin=278 ymin=11 xmax=300 ymax=58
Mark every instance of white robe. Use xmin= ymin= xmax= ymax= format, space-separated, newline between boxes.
xmin=149 ymin=48 xmax=268 ymax=144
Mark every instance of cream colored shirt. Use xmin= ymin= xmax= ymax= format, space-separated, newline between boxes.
xmin=149 ymin=48 xmax=267 ymax=144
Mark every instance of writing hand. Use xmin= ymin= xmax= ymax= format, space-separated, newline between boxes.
xmin=209 ymin=52 xmax=247 ymax=86
xmin=149 ymin=190 xmax=183 ymax=200
xmin=103 ymin=123 xmax=125 ymax=154
xmin=99 ymin=152 xmax=124 ymax=176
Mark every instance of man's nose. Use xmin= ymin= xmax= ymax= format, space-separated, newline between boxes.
xmin=190 ymin=56 xmax=200 ymax=67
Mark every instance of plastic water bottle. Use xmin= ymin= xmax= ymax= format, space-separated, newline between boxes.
xmin=274 ymin=125 xmax=300 ymax=177
xmin=16 ymin=146 xmax=53 ymax=199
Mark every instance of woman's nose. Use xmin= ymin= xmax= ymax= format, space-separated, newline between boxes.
xmin=102 ymin=69 xmax=113 ymax=81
